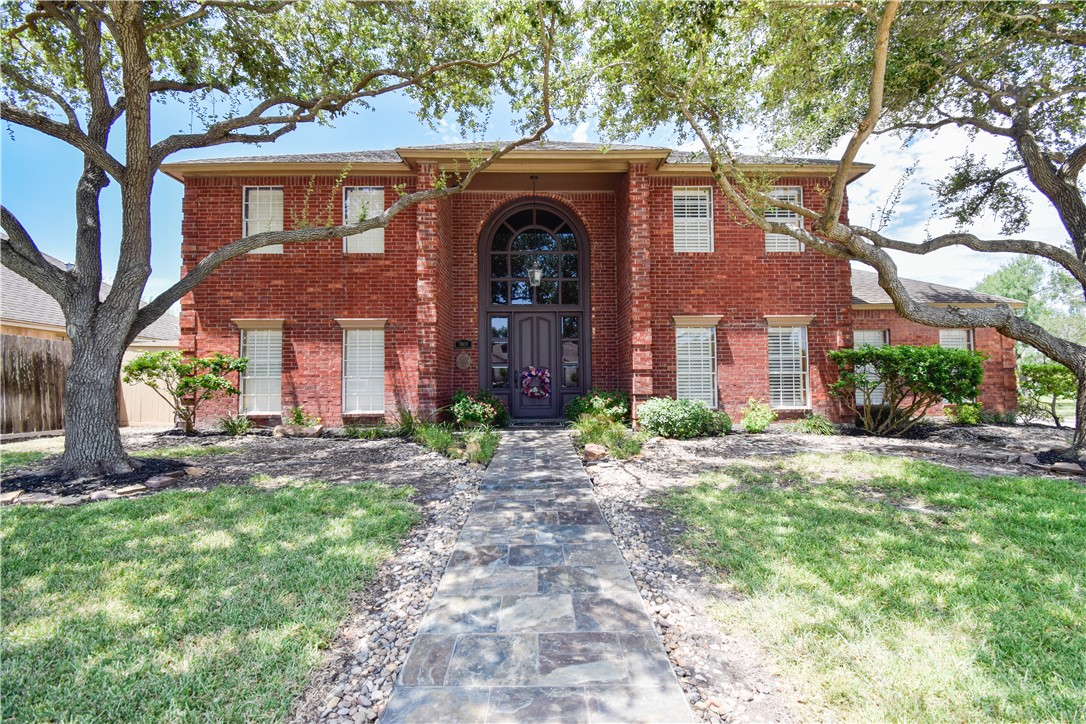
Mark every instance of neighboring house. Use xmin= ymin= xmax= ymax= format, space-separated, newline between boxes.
xmin=162 ymin=141 xmax=1021 ymax=427
xmin=0 ymin=254 xmax=181 ymax=428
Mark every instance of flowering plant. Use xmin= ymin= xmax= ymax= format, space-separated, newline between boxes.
xmin=520 ymin=366 xmax=551 ymax=398
xmin=450 ymin=389 xmax=509 ymax=426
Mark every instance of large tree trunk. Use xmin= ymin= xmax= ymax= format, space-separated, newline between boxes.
xmin=56 ymin=333 xmax=133 ymax=477
xmin=1074 ymin=372 xmax=1086 ymax=454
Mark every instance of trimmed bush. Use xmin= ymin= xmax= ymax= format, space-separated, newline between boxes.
xmin=739 ymin=398 xmax=776 ymax=433
xmin=829 ymin=344 xmax=985 ymax=436
xmin=564 ymin=389 xmax=630 ymax=422
xmin=637 ymin=397 xmax=728 ymax=439
xmin=450 ymin=389 xmax=509 ymax=427
xmin=946 ymin=402 xmax=982 ymax=425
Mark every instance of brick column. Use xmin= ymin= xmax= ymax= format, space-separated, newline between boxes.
xmin=415 ymin=163 xmax=441 ymax=418
xmin=627 ymin=164 xmax=654 ymax=410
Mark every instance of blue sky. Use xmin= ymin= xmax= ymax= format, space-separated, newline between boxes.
xmin=2 ymin=90 xmax=1068 ymax=307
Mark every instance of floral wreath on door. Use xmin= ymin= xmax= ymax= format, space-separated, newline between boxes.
xmin=520 ymin=366 xmax=551 ymax=398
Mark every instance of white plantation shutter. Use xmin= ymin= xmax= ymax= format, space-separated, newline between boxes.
xmin=676 ymin=327 xmax=717 ymax=406
xmin=672 ymin=188 xmax=713 ymax=252
xmin=244 ymin=187 xmax=284 ymax=254
xmin=343 ymin=329 xmax=385 ymax=413
xmin=765 ymin=187 xmax=803 ymax=253
xmin=768 ymin=325 xmax=809 ymax=408
xmin=343 ymin=187 xmax=385 ymax=253
xmin=939 ymin=329 xmax=973 ymax=350
xmin=240 ymin=329 xmax=282 ymax=413
xmin=854 ymin=329 xmax=889 ymax=405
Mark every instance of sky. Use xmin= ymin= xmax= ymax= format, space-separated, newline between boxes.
xmin=1 ymin=88 xmax=1071 ymax=309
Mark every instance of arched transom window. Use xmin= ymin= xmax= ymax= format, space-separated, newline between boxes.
xmin=489 ymin=207 xmax=580 ymax=306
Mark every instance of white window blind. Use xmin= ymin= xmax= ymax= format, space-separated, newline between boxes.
xmin=854 ymin=329 xmax=889 ymax=405
xmin=939 ymin=329 xmax=974 ymax=350
xmin=240 ymin=329 xmax=282 ymax=414
xmin=343 ymin=329 xmax=385 ymax=413
xmin=343 ymin=187 xmax=385 ymax=253
xmin=676 ymin=327 xmax=717 ymax=406
xmin=244 ymin=187 xmax=284 ymax=254
xmin=765 ymin=187 xmax=803 ymax=253
xmin=768 ymin=325 xmax=809 ymax=408
xmin=672 ymin=188 xmax=713 ymax=252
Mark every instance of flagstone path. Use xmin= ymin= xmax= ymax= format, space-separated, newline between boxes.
xmin=382 ymin=429 xmax=693 ymax=723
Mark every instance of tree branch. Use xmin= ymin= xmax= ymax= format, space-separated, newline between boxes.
xmin=0 ymin=207 xmax=70 ymax=300
xmin=0 ymin=104 xmax=126 ymax=181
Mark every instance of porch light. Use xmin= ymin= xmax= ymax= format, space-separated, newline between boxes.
xmin=528 ymin=262 xmax=544 ymax=287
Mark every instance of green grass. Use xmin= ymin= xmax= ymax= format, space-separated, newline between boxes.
xmin=131 ymin=444 xmax=237 ymax=459
xmin=0 ymin=450 xmax=47 ymax=468
xmin=411 ymin=422 xmax=501 ymax=465
xmin=663 ymin=452 xmax=1086 ymax=722
xmin=1 ymin=481 xmax=418 ymax=721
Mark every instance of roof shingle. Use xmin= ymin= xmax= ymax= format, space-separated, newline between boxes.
xmin=851 ymin=268 xmax=1023 ymax=307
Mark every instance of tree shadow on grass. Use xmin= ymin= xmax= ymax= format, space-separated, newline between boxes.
xmin=660 ymin=453 xmax=1086 ymax=721
xmin=1 ymin=482 xmax=418 ymax=722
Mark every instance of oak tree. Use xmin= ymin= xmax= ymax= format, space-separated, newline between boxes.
xmin=1 ymin=0 xmax=560 ymax=476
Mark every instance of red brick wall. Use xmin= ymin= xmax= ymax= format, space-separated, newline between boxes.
xmin=641 ymin=176 xmax=853 ymax=422
xmin=852 ymin=308 xmax=1018 ymax=413
xmin=180 ymin=174 xmax=419 ymax=426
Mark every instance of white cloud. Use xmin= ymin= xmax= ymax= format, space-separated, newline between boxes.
xmin=571 ymin=121 xmax=590 ymax=143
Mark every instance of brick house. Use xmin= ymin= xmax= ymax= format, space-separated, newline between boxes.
xmin=163 ymin=142 xmax=1021 ymax=427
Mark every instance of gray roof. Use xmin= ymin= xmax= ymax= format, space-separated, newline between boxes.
xmin=1 ymin=253 xmax=180 ymax=342
xmin=179 ymin=141 xmax=852 ymax=168
xmin=851 ymin=268 xmax=1023 ymax=307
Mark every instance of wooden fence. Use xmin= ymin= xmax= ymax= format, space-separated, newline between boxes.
xmin=1 ymin=334 xmax=71 ymax=434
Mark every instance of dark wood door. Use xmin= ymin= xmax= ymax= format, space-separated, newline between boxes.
xmin=511 ymin=312 xmax=559 ymax=418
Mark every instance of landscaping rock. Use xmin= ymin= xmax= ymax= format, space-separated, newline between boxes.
xmin=184 ymin=466 xmax=206 ymax=476
xmin=274 ymin=424 xmax=324 ymax=438
xmin=54 ymin=495 xmax=87 ymax=506
xmin=464 ymin=441 xmax=482 ymax=455
xmin=89 ymin=489 xmax=121 ymax=501
xmin=1051 ymin=461 xmax=1085 ymax=476
xmin=145 ymin=474 xmax=184 ymax=490
xmin=1018 ymin=453 xmax=1039 ymax=465
xmin=583 ymin=443 xmax=608 ymax=461
xmin=0 ymin=490 xmax=23 ymax=505
xmin=116 ymin=484 xmax=147 ymax=496
xmin=19 ymin=493 xmax=57 ymax=505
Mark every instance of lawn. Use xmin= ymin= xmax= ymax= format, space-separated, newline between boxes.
xmin=130 ymin=444 xmax=238 ymax=459
xmin=0 ymin=450 xmax=47 ymax=468
xmin=663 ymin=452 xmax=1086 ymax=722
xmin=1 ymin=481 xmax=418 ymax=721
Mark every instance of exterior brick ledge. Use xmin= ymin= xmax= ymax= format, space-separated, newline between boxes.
xmin=335 ymin=318 xmax=387 ymax=330
xmin=231 ymin=318 xmax=285 ymax=330
xmin=764 ymin=314 xmax=815 ymax=326
xmin=672 ymin=315 xmax=723 ymax=328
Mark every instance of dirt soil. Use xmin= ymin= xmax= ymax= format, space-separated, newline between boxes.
xmin=588 ymin=421 xmax=1079 ymax=723
xmin=1 ymin=429 xmax=485 ymax=504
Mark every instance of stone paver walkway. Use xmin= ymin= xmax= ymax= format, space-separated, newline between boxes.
xmin=382 ymin=430 xmax=693 ymax=723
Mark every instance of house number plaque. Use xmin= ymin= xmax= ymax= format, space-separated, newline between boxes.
xmin=454 ymin=340 xmax=472 ymax=349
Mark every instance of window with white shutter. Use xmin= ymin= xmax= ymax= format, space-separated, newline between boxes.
xmin=244 ymin=187 xmax=284 ymax=254
xmin=768 ymin=325 xmax=809 ymax=408
xmin=343 ymin=329 xmax=385 ymax=413
xmin=765 ymin=187 xmax=803 ymax=253
xmin=240 ymin=329 xmax=282 ymax=414
xmin=676 ymin=326 xmax=717 ymax=406
xmin=343 ymin=187 xmax=385 ymax=253
xmin=854 ymin=329 xmax=889 ymax=405
xmin=939 ymin=329 xmax=974 ymax=350
xmin=672 ymin=188 xmax=713 ymax=252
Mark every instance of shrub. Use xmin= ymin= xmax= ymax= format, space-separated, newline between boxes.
xmin=219 ymin=414 xmax=253 ymax=436
xmin=637 ymin=397 xmax=726 ymax=439
xmin=829 ymin=345 xmax=985 ymax=436
xmin=571 ymin=414 xmax=644 ymax=459
xmin=787 ymin=412 xmax=836 ymax=435
xmin=1018 ymin=362 xmax=1077 ymax=428
xmin=286 ymin=407 xmax=320 ymax=426
xmin=947 ymin=402 xmax=982 ymax=425
xmin=391 ymin=407 xmax=417 ymax=437
xmin=122 ymin=351 xmax=248 ymax=434
xmin=450 ymin=390 xmax=509 ymax=427
xmin=978 ymin=409 xmax=1017 ymax=425
xmin=739 ymin=398 xmax=777 ymax=433
xmin=463 ymin=427 xmax=501 ymax=464
xmin=412 ymin=422 xmax=457 ymax=454
xmin=564 ymin=389 xmax=630 ymax=422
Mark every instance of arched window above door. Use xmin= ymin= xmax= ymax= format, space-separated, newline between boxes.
xmin=489 ymin=207 xmax=580 ymax=307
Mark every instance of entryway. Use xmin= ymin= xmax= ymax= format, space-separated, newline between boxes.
xmin=478 ymin=196 xmax=591 ymax=420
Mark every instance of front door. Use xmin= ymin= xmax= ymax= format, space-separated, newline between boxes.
xmin=511 ymin=312 xmax=560 ymax=418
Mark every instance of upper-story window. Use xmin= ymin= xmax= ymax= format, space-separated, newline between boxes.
xmin=244 ymin=186 xmax=283 ymax=254
xmin=764 ymin=187 xmax=803 ymax=253
xmin=343 ymin=187 xmax=385 ymax=254
xmin=672 ymin=187 xmax=713 ymax=252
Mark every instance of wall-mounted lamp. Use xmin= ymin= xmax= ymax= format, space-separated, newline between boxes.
xmin=528 ymin=175 xmax=543 ymax=287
